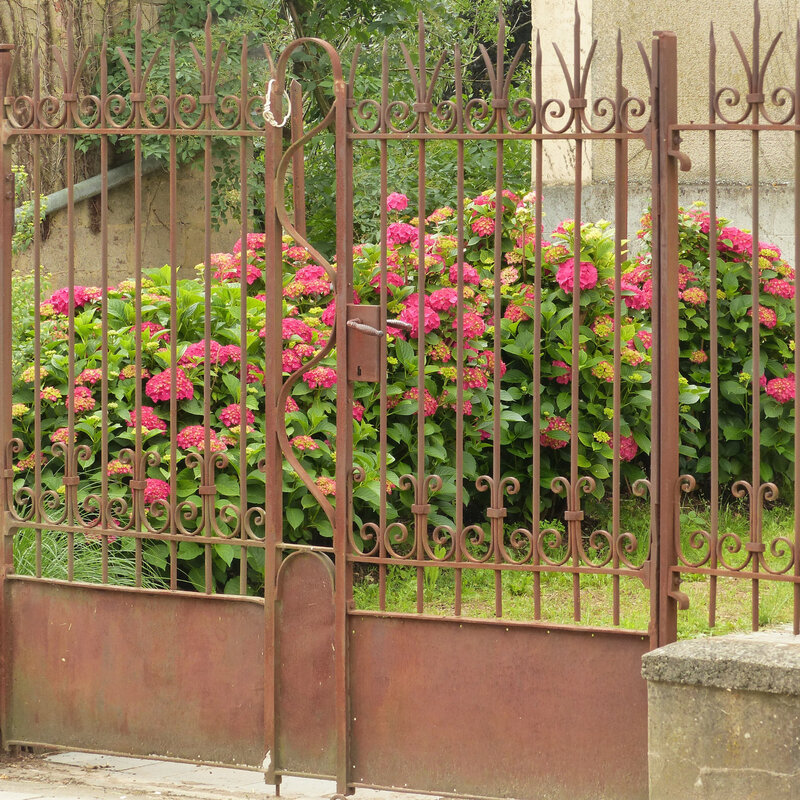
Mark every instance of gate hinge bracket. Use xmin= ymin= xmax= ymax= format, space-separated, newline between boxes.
xmin=668 ymin=571 xmax=690 ymax=610
xmin=668 ymin=128 xmax=692 ymax=172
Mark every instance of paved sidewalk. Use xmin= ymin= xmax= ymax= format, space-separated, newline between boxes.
xmin=0 ymin=753 xmax=435 ymax=800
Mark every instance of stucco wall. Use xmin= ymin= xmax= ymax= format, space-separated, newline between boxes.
xmin=11 ymin=163 xmax=241 ymax=288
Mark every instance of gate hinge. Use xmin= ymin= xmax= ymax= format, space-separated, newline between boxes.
xmin=668 ymin=129 xmax=692 ymax=172
xmin=668 ymin=571 xmax=690 ymax=610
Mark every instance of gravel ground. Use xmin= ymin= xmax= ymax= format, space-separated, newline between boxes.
xmin=0 ymin=753 xmax=437 ymax=800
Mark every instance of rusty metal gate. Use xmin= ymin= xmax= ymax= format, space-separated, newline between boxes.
xmin=0 ymin=3 xmax=798 ymax=799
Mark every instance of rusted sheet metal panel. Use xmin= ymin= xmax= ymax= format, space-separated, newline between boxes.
xmin=6 ymin=580 xmax=265 ymax=767
xmin=275 ymin=551 xmax=336 ymax=777
xmin=349 ymin=614 xmax=649 ymax=800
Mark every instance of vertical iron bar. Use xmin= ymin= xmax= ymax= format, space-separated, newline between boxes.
xmin=612 ymin=34 xmax=627 ymax=626
xmin=454 ymin=44 xmax=465 ymax=616
xmin=31 ymin=46 xmax=42 ymax=577
xmin=100 ymin=37 xmax=110 ymax=581
xmin=66 ymin=131 xmax=76 ymax=582
xmin=290 ymin=79 xmax=306 ymax=239
xmin=708 ymin=24 xmax=719 ymax=628
xmin=334 ymin=57 xmax=354 ymax=800
xmin=794 ymin=20 xmax=800 ymax=636
xmin=239 ymin=37 xmax=251 ymax=596
xmin=169 ymin=39 xmax=179 ymax=591
xmin=0 ymin=43 xmax=16 ymax=749
xmin=651 ymin=30 xmax=680 ymax=647
xmin=532 ymin=33 xmax=543 ymax=620
xmin=378 ymin=41 xmax=389 ymax=612
xmin=263 ymin=66 xmax=283 ymax=793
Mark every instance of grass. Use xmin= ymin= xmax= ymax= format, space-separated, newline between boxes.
xmin=13 ymin=529 xmax=168 ymax=589
xmin=353 ymin=499 xmax=799 ymax=638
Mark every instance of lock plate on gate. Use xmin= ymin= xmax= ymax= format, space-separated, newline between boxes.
xmin=347 ymin=304 xmax=381 ymax=382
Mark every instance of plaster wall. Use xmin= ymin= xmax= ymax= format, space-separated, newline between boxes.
xmin=11 ymin=164 xmax=241 ymax=288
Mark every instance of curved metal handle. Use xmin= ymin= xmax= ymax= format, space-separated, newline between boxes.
xmin=347 ymin=318 xmax=384 ymax=337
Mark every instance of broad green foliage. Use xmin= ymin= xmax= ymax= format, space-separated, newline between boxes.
xmin=10 ymin=194 xmax=795 ymax=592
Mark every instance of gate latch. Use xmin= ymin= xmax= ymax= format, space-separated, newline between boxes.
xmin=346 ymin=305 xmax=412 ymax=381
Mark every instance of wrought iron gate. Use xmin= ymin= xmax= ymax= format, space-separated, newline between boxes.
xmin=0 ymin=3 xmax=799 ymax=799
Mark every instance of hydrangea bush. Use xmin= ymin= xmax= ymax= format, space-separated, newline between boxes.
xmin=10 ymin=194 xmax=795 ymax=592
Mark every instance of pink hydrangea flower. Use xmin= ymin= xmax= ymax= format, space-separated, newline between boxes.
xmin=540 ymin=416 xmax=570 ymax=449
xmin=143 ymin=478 xmax=171 ymax=506
xmin=50 ymin=427 xmax=76 ymax=444
xmin=471 ymin=217 xmax=495 ymax=237
xmin=127 ymin=406 xmax=168 ymax=432
xmin=315 ymin=475 xmax=336 ymax=496
xmin=47 ymin=286 xmax=91 ymax=315
xmin=232 ymin=233 xmax=266 ymax=254
xmin=681 ymin=287 xmax=708 ymax=306
xmin=386 ymin=222 xmax=418 ymax=246
xmin=352 ymin=402 xmax=365 ymax=422
xmin=449 ymin=263 xmax=481 ymax=285
xmin=398 ymin=297 xmax=441 ymax=338
xmin=452 ymin=311 xmax=485 ymax=339
xmin=766 ymin=377 xmax=795 ymax=404
xmin=140 ymin=321 xmax=170 ymax=342
xmin=285 ymin=397 xmax=299 ymax=413
xmin=748 ymin=305 xmax=778 ymax=329
xmin=428 ymin=288 xmax=459 ymax=312
xmin=763 ymin=278 xmax=795 ymax=299
xmin=179 ymin=339 xmax=223 ymax=366
xmin=552 ymin=360 xmax=570 ymax=384
xmin=386 ymin=192 xmax=409 ymax=212
xmin=556 ymin=259 xmax=598 ymax=293
xmin=145 ymin=368 xmax=194 ymax=403
xmin=176 ymin=425 xmax=227 ymax=452
xmin=282 ymin=318 xmax=314 ymax=343
xmin=402 ymin=387 xmax=438 ymax=416
xmin=107 ymin=459 xmax=133 ymax=476
xmin=76 ymin=368 xmax=102 ymax=385
xmin=291 ymin=435 xmax=319 ymax=451
xmin=619 ymin=435 xmax=638 ymax=462
xmin=67 ymin=386 xmax=95 ymax=412
xmin=303 ymin=366 xmax=337 ymax=389
xmin=282 ymin=349 xmax=303 ymax=373
xmin=218 ymin=404 xmax=256 ymax=428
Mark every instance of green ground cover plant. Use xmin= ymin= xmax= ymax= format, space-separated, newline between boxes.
xmin=9 ymin=192 xmax=796 ymax=602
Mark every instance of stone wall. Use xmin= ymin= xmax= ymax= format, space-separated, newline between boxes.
xmin=11 ymin=160 xmax=242 ymax=288
xmin=642 ymin=629 xmax=800 ymax=800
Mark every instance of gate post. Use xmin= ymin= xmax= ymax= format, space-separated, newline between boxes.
xmin=650 ymin=31 xmax=681 ymax=647
xmin=0 ymin=43 xmax=15 ymax=747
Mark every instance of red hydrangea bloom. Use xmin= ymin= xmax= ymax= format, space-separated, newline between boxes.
xmin=763 ymin=278 xmax=795 ymax=299
xmin=282 ymin=318 xmax=314 ymax=343
xmin=690 ymin=350 xmax=708 ymax=364
xmin=285 ymin=246 xmax=310 ymax=262
xmin=463 ymin=367 xmax=489 ymax=389
xmin=50 ymin=427 xmax=76 ymax=444
xmin=76 ymin=368 xmax=103 ymax=385
xmin=67 ymin=386 xmax=95 ymax=412
xmin=47 ymin=286 xmax=91 ymax=315
xmin=718 ymin=226 xmax=753 ymax=256
xmin=140 ymin=321 xmax=170 ymax=342
xmin=246 ymin=364 xmax=265 ymax=384
xmin=748 ymin=305 xmax=778 ymax=329
xmin=428 ymin=288 xmax=459 ymax=312
xmin=218 ymin=345 xmax=242 ymax=364
xmin=179 ymin=339 xmax=223 ymax=366
xmin=353 ymin=402 xmax=365 ymax=421
xmin=622 ymin=280 xmax=652 ymax=310
xmin=681 ymin=287 xmax=708 ymax=306
xmin=145 ymin=368 xmax=194 ymax=403
xmin=552 ymin=360 xmax=570 ymax=384
xmin=452 ymin=311 xmax=486 ymax=339
xmin=282 ymin=349 xmax=302 ymax=373
xmin=369 ymin=271 xmax=405 ymax=293
xmin=303 ymin=366 xmax=337 ymax=389
xmin=619 ymin=435 xmax=638 ymax=462
xmin=398 ymin=296 xmax=441 ymax=337
xmin=295 ymin=264 xmax=327 ymax=282
xmin=540 ymin=416 xmax=570 ymax=449
xmin=176 ymin=425 xmax=227 ymax=452
xmin=402 ymin=387 xmax=438 ymax=416
xmin=107 ymin=459 xmax=133 ymax=476
xmin=127 ymin=406 xmax=168 ymax=432
xmin=291 ymin=435 xmax=319 ymax=451
xmin=766 ymin=377 xmax=795 ymax=404
xmin=386 ymin=222 xmax=418 ymax=246
xmin=386 ymin=192 xmax=409 ymax=212
xmin=503 ymin=304 xmax=529 ymax=322
xmin=556 ymin=259 xmax=598 ymax=292
xmin=218 ymin=404 xmax=256 ymax=428
xmin=232 ymin=233 xmax=266 ymax=254
xmin=471 ymin=217 xmax=495 ymax=237
xmin=143 ymin=478 xmax=171 ymax=506
xmin=321 ymin=301 xmax=337 ymax=326
xmin=214 ymin=259 xmax=263 ymax=284
xmin=285 ymin=397 xmax=299 ymax=413
xmin=315 ymin=475 xmax=336 ymax=496
xmin=449 ymin=263 xmax=481 ymax=285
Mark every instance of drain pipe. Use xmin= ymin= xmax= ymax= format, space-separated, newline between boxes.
xmin=14 ymin=156 xmax=163 ymax=225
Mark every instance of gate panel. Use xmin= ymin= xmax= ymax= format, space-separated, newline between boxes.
xmin=5 ymin=579 xmax=265 ymax=766
xmin=275 ymin=551 xmax=336 ymax=778
xmin=349 ymin=614 xmax=649 ymax=800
